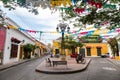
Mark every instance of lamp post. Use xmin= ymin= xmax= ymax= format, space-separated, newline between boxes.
xmin=56 ymin=22 xmax=70 ymax=55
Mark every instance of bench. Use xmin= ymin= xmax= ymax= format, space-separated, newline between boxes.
xmin=52 ymin=61 xmax=67 ymax=67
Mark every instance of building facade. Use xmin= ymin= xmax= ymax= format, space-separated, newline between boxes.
xmin=0 ymin=18 xmax=35 ymax=64
xmin=34 ymin=40 xmax=48 ymax=57
xmin=52 ymin=40 xmax=109 ymax=57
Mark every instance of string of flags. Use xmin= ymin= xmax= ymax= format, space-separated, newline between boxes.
xmin=3 ymin=0 xmax=117 ymax=10
xmin=0 ymin=23 xmax=119 ymax=39
xmin=51 ymin=0 xmax=117 ymax=9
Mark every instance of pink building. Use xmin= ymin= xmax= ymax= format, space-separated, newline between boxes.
xmin=0 ymin=27 xmax=6 ymax=64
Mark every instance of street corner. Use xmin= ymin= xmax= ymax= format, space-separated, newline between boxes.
xmin=106 ymin=58 xmax=120 ymax=70
xmin=35 ymin=58 xmax=91 ymax=74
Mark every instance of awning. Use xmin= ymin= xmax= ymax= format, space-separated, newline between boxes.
xmin=96 ymin=46 xmax=102 ymax=48
xmin=86 ymin=46 xmax=91 ymax=48
xmin=11 ymin=37 xmax=21 ymax=43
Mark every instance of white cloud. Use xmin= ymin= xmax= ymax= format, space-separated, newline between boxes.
xmin=0 ymin=4 xmax=63 ymax=44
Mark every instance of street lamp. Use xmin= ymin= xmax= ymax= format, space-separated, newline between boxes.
xmin=56 ymin=22 xmax=70 ymax=55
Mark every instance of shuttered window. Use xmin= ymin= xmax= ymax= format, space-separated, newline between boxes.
xmin=10 ymin=44 xmax=18 ymax=58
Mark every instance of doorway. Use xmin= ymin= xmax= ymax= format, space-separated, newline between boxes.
xmin=55 ymin=49 xmax=59 ymax=54
xmin=97 ymin=48 xmax=101 ymax=56
xmin=19 ymin=45 xmax=23 ymax=59
xmin=86 ymin=48 xmax=91 ymax=56
xmin=79 ymin=48 xmax=85 ymax=57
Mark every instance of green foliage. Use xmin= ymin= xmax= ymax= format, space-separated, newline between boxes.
xmin=23 ymin=43 xmax=35 ymax=53
xmin=1 ymin=0 xmax=119 ymax=26
xmin=108 ymin=38 xmax=119 ymax=56
xmin=23 ymin=43 xmax=36 ymax=59
xmin=62 ymin=35 xmax=84 ymax=50
xmin=63 ymin=0 xmax=120 ymax=29
xmin=64 ymin=40 xmax=84 ymax=49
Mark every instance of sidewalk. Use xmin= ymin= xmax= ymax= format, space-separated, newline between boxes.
xmin=0 ymin=57 xmax=39 ymax=71
xmin=35 ymin=57 xmax=91 ymax=74
xmin=107 ymin=58 xmax=120 ymax=70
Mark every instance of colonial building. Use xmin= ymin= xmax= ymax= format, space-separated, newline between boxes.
xmin=52 ymin=39 xmax=109 ymax=57
xmin=34 ymin=40 xmax=48 ymax=57
xmin=0 ymin=18 xmax=35 ymax=64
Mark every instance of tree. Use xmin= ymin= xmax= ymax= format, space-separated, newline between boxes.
xmin=62 ymin=35 xmax=84 ymax=53
xmin=23 ymin=43 xmax=35 ymax=59
xmin=1 ymin=0 xmax=119 ymax=26
xmin=62 ymin=0 xmax=119 ymax=30
xmin=107 ymin=38 xmax=119 ymax=57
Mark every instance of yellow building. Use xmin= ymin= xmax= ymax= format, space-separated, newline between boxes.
xmin=53 ymin=40 xmax=109 ymax=57
xmin=35 ymin=40 xmax=48 ymax=56
xmin=83 ymin=43 xmax=109 ymax=57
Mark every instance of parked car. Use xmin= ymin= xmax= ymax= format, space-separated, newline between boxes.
xmin=101 ymin=53 xmax=109 ymax=58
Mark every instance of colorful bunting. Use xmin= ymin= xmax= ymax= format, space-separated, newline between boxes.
xmin=4 ymin=23 xmax=119 ymax=40
xmin=73 ymin=8 xmax=85 ymax=13
xmin=83 ymin=0 xmax=88 ymax=3
xmin=50 ymin=0 xmax=72 ymax=7
xmin=103 ymin=4 xmax=116 ymax=9
xmin=60 ymin=7 xmax=73 ymax=11
xmin=72 ymin=0 xmax=77 ymax=5
xmin=88 ymin=0 xmax=102 ymax=8
xmin=80 ymin=31 xmax=88 ymax=35
xmin=86 ymin=0 xmax=116 ymax=9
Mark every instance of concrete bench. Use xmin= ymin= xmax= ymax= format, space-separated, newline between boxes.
xmin=52 ymin=61 xmax=67 ymax=67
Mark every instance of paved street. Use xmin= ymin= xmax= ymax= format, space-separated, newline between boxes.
xmin=0 ymin=57 xmax=120 ymax=80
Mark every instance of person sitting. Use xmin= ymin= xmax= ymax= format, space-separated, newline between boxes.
xmin=46 ymin=58 xmax=52 ymax=66
xmin=76 ymin=54 xmax=84 ymax=63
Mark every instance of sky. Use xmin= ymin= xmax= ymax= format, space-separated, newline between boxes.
xmin=0 ymin=1 xmax=73 ymax=45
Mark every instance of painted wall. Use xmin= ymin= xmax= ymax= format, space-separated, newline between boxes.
xmin=35 ymin=41 xmax=48 ymax=56
xmin=0 ymin=27 xmax=6 ymax=51
xmin=53 ymin=40 xmax=109 ymax=57
xmin=84 ymin=43 xmax=109 ymax=57
xmin=1 ymin=18 xmax=35 ymax=64
xmin=3 ymin=29 xmax=35 ymax=64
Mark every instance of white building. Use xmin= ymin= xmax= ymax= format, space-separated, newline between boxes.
xmin=2 ymin=18 xmax=35 ymax=64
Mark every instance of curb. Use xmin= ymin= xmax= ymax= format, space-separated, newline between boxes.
xmin=0 ymin=56 xmax=45 ymax=71
xmin=106 ymin=58 xmax=120 ymax=71
xmin=35 ymin=59 xmax=91 ymax=74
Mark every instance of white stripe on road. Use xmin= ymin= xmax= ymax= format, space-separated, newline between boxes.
xmin=100 ymin=61 xmax=108 ymax=63
xmin=102 ymin=67 xmax=117 ymax=71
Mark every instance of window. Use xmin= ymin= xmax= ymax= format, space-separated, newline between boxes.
xmin=10 ymin=44 xmax=18 ymax=58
